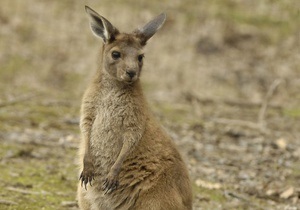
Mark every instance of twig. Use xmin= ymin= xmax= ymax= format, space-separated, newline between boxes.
xmin=61 ymin=201 xmax=78 ymax=207
xmin=183 ymin=92 xmax=282 ymax=109
xmin=257 ymin=79 xmax=283 ymax=130
xmin=7 ymin=187 xmax=49 ymax=195
xmin=211 ymin=79 xmax=283 ymax=134
xmin=0 ymin=199 xmax=17 ymax=205
xmin=0 ymin=93 xmax=38 ymax=108
xmin=212 ymin=118 xmax=260 ymax=130
xmin=224 ymin=191 xmax=264 ymax=210
xmin=212 ymin=118 xmax=270 ymax=134
xmin=225 ymin=191 xmax=249 ymax=202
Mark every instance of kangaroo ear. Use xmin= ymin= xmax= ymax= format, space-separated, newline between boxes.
xmin=85 ymin=6 xmax=119 ymax=43
xmin=134 ymin=13 xmax=166 ymax=45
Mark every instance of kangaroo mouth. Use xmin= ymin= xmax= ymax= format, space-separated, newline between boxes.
xmin=124 ymin=79 xmax=136 ymax=84
xmin=121 ymin=75 xmax=138 ymax=84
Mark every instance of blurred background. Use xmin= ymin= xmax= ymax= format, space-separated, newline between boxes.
xmin=0 ymin=0 xmax=299 ymax=209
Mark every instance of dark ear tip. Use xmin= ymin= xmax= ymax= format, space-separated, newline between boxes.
xmin=158 ymin=13 xmax=167 ymax=22
xmin=160 ymin=13 xmax=167 ymax=19
xmin=85 ymin=5 xmax=94 ymax=14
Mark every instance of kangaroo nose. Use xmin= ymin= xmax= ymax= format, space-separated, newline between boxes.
xmin=126 ymin=71 xmax=136 ymax=79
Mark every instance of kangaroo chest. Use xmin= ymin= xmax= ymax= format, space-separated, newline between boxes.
xmin=90 ymin=89 xmax=139 ymax=170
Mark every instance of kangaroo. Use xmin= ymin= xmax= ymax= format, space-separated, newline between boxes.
xmin=77 ymin=6 xmax=193 ymax=210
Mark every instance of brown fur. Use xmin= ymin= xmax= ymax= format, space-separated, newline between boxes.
xmin=77 ymin=6 xmax=193 ymax=210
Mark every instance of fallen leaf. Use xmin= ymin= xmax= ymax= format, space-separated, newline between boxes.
xmin=280 ymin=187 xmax=294 ymax=199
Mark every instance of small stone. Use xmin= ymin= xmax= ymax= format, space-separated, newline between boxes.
xmin=195 ymin=179 xmax=222 ymax=190
xmin=274 ymin=138 xmax=287 ymax=150
xmin=266 ymin=189 xmax=276 ymax=196
xmin=61 ymin=201 xmax=78 ymax=207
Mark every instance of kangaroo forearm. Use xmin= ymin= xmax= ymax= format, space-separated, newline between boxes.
xmin=80 ymin=118 xmax=93 ymax=151
xmin=80 ymin=94 xmax=97 ymax=154
xmin=111 ymin=140 xmax=134 ymax=174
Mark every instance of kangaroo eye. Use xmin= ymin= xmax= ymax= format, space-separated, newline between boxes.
xmin=138 ymin=54 xmax=144 ymax=62
xmin=112 ymin=51 xmax=121 ymax=59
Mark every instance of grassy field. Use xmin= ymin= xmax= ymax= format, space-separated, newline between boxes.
xmin=0 ymin=0 xmax=299 ymax=209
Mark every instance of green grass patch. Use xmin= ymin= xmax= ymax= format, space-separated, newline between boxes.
xmin=192 ymin=182 xmax=226 ymax=202
xmin=0 ymin=56 xmax=29 ymax=82
xmin=283 ymin=108 xmax=300 ymax=118
xmin=0 ymin=101 xmax=79 ymax=132
xmin=0 ymin=142 xmax=78 ymax=210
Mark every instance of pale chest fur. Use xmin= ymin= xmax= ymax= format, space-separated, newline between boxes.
xmin=90 ymin=86 xmax=145 ymax=175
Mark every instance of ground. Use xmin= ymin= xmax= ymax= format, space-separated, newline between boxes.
xmin=0 ymin=0 xmax=299 ymax=209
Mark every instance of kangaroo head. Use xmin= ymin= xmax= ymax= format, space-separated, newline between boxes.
xmin=85 ymin=6 xmax=166 ymax=84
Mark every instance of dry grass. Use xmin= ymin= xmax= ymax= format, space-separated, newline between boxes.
xmin=1 ymin=0 xmax=299 ymax=103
